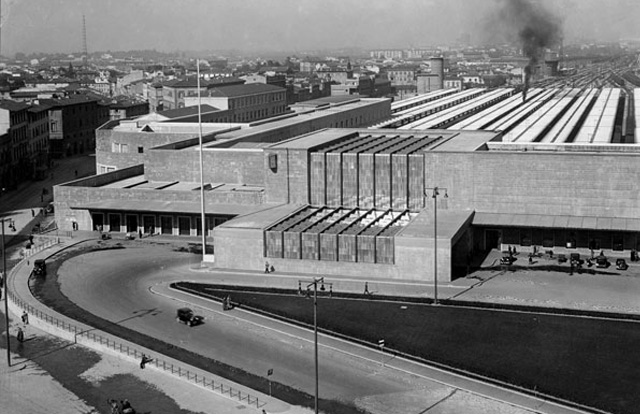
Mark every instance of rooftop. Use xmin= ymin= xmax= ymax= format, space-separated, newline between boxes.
xmin=0 ymin=99 xmax=29 ymax=111
xmin=205 ymin=83 xmax=285 ymax=98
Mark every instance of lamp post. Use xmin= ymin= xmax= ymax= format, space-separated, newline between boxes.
xmin=425 ymin=187 xmax=447 ymax=305
xmin=1 ymin=218 xmax=13 ymax=366
xmin=300 ymin=277 xmax=331 ymax=414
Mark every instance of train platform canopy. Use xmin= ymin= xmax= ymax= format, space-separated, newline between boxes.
xmin=473 ymin=212 xmax=640 ymax=232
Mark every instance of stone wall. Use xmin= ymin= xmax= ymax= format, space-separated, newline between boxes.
xmin=425 ymin=151 xmax=640 ymax=219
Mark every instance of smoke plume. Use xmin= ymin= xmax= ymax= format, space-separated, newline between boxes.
xmin=498 ymin=0 xmax=561 ymax=101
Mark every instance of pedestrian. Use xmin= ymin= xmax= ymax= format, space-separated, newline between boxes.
xmin=364 ymin=282 xmax=370 ymax=295
xmin=265 ymin=261 xmax=270 ymax=274
xmin=138 ymin=229 xmax=142 ymax=239
xmin=107 ymin=399 xmax=119 ymax=414
xmin=17 ymin=327 xmax=24 ymax=342
xmin=21 ymin=311 xmax=29 ymax=325
xmin=270 ymin=264 xmax=275 ymax=273
xmin=140 ymin=354 xmax=152 ymax=369
xmin=528 ymin=255 xmax=533 ymax=265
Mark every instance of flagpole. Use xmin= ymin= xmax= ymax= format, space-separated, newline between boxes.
xmin=197 ymin=60 xmax=206 ymax=263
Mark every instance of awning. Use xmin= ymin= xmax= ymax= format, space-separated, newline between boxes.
xmin=473 ymin=212 xmax=640 ymax=232
xmin=72 ymin=199 xmax=265 ymax=216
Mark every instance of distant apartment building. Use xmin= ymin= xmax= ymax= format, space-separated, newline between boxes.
xmin=27 ymin=103 xmax=50 ymax=179
xmin=184 ymin=83 xmax=287 ymax=123
xmin=0 ymin=100 xmax=30 ymax=189
xmin=444 ymin=77 xmax=463 ymax=90
xmin=145 ymin=83 xmax=164 ymax=112
xmin=386 ymin=66 xmax=419 ymax=86
xmin=108 ymin=99 xmax=150 ymax=121
xmin=160 ymin=77 xmax=246 ymax=110
xmin=370 ymin=49 xmax=404 ymax=60
xmin=42 ymin=96 xmax=110 ymax=158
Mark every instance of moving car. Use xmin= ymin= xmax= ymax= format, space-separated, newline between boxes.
xmin=176 ymin=307 xmax=204 ymax=327
xmin=33 ymin=259 xmax=47 ymax=277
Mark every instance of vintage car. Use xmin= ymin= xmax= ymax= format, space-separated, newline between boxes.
xmin=616 ymin=258 xmax=628 ymax=270
xmin=33 ymin=259 xmax=47 ymax=277
xmin=500 ymin=251 xmax=515 ymax=265
xmin=596 ymin=255 xmax=609 ymax=268
xmin=176 ymin=307 xmax=204 ymax=327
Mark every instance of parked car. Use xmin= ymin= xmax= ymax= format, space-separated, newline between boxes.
xmin=500 ymin=251 xmax=515 ymax=265
xmin=570 ymin=253 xmax=584 ymax=266
xmin=176 ymin=307 xmax=204 ymax=327
xmin=596 ymin=255 xmax=609 ymax=268
xmin=616 ymin=258 xmax=628 ymax=270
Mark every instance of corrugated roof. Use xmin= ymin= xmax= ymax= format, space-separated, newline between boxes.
xmin=156 ymin=104 xmax=219 ymax=119
xmin=206 ymin=83 xmax=285 ymax=98
xmin=0 ymin=100 xmax=29 ymax=111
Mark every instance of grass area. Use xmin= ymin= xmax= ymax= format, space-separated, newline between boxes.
xmin=175 ymin=282 xmax=640 ymax=414
xmin=29 ymin=240 xmax=367 ymax=414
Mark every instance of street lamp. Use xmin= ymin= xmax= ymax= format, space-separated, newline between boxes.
xmin=1 ymin=218 xmax=14 ymax=366
xmin=424 ymin=187 xmax=447 ymax=305
xmin=299 ymin=277 xmax=331 ymax=414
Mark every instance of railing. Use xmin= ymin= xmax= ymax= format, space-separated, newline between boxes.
xmin=7 ymin=253 xmax=263 ymax=409
xmin=20 ymin=238 xmax=59 ymax=259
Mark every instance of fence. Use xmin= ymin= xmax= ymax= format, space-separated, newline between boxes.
xmin=7 ymin=252 xmax=263 ymax=410
xmin=20 ymin=238 xmax=59 ymax=259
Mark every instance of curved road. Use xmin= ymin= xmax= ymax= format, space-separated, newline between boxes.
xmin=57 ymin=242 xmax=572 ymax=414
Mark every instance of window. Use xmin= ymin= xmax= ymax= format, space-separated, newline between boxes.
xmin=138 ymin=146 xmax=144 ymax=154
xmin=112 ymin=142 xmax=120 ymax=153
xmin=121 ymin=144 xmax=129 ymax=153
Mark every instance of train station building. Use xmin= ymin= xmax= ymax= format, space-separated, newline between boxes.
xmin=53 ymin=88 xmax=640 ymax=283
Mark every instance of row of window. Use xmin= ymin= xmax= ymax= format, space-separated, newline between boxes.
xmin=229 ymin=92 xmax=285 ymax=109
xmin=111 ymin=142 xmax=144 ymax=154
xmin=91 ymin=212 xmax=229 ymax=236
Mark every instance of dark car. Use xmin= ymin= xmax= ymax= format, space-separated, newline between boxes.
xmin=500 ymin=252 xmax=514 ymax=265
xmin=570 ymin=253 xmax=584 ymax=266
xmin=616 ymin=258 xmax=628 ymax=270
xmin=176 ymin=307 xmax=204 ymax=327
xmin=596 ymin=255 xmax=609 ymax=268
xmin=33 ymin=259 xmax=47 ymax=277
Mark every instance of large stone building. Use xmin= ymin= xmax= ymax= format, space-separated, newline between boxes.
xmin=54 ymin=88 xmax=640 ymax=285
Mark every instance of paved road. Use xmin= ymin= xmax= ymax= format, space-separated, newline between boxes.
xmin=56 ymin=242 xmax=589 ymax=414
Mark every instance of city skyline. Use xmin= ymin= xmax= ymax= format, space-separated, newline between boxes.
xmin=2 ymin=0 xmax=639 ymax=57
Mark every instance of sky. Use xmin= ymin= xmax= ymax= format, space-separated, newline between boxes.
xmin=1 ymin=0 xmax=639 ymax=56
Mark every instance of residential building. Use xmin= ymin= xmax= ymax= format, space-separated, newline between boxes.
xmin=27 ymin=103 xmax=50 ymax=179
xmin=108 ymin=99 xmax=150 ymax=120
xmin=184 ymin=83 xmax=287 ymax=123
xmin=161 ymin=77 xmax=245 ymax=110
xmin=41 ymin=96 xmax=110 ymax=158
xmin=0 ymin=100 xmax=29 ymax=189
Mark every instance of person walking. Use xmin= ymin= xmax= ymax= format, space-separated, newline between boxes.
xmin=264 ymin=261 xmax=270 ymax=273
xmin=21 ymin=311 xmax=29 ymax=325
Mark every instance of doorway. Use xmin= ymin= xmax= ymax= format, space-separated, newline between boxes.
xmin=485 ymin=229 xmax=502 ymax=251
